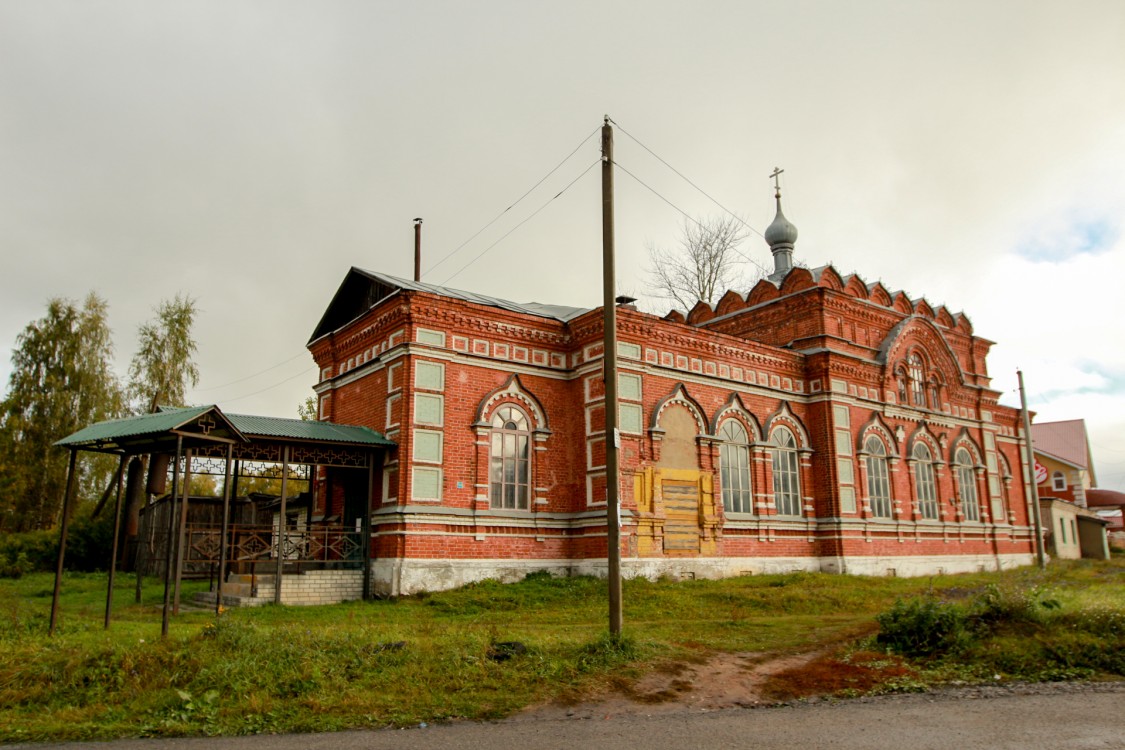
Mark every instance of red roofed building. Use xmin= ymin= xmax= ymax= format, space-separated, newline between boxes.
xmin=1086 ymin=488 xmax=1125 ymax=549
xmin=1031 ymin=419 xmax=1097 ymax=507
xmin=307 ymin=190 xmax=1039 ymax=594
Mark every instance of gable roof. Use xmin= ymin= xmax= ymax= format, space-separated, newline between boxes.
xmin=56 ymin=405 xmax=394 ymax=454
xmin=309 ymin=268 xmax=589 ymax=343
xmin=55 ymin=405 xmax=247 ymax=453
xmin=1032 ymin=419 xmax=1095 ymax=479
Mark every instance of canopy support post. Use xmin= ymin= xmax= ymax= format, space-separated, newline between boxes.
xmin=49 ymin=448 xmax=79 ymax=636
xmin=364 ymin=455 xmax=375 ymax=600
xmin=274 ymin=445 xmax=290 ymax=605
xmin=216 ymin=443 xmax=233 ymax=616
xmin=161 ymin=435 xmax=183 ymax=638
xmin=173 ymin=449 xmax=193 ymax=614
xmin=104 ymin=454 xmax=127 ymax=629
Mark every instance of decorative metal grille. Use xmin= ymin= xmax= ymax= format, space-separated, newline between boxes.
xmin=172 ymin=456 xmax=311 ymax=480
xmin=192 ymin=440 xmax=374 ymax=468
xmin=183 ymin=524 xmax=362 ymax=567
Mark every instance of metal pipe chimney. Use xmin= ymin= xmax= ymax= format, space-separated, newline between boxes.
xmin=413 ymin=218 xmax=423 ymax=282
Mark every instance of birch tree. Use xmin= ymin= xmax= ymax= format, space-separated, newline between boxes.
xmin=0 ymin=294 xmax=125 ymax=531
xmin=128 ymin=294 xmax=200 ymax=412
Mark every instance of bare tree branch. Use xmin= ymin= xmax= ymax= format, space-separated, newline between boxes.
xmin=645 ymin=215 xmax=755 ymax=312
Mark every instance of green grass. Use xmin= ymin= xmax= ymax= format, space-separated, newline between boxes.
xmin=1 ymin=560 xmax=1122 ymax=742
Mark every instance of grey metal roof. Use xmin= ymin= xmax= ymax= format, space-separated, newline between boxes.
xmin=309 ymin=267 xmax=589 ymax=344
xmin=357 ymin=269 xmax=589 ymax=323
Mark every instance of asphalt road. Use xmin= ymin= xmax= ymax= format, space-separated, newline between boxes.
xmin=19 ymin=685 xmax=1125 ymax=750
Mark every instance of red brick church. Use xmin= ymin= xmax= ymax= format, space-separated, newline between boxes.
xmin=308 ymin=189 xmax=1037 ymax=594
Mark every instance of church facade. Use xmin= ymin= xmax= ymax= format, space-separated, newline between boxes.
xmin=308 ymin=195 xmax=1037 ymax=595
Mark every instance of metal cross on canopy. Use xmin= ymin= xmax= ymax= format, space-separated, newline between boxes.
xmin=197 ymin=414 xmax=216 ymax=435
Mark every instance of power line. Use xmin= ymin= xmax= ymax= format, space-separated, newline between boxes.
xmin=221 ymin=365 xmax=317 ymax=406
xmin=424 ymin=126 xmax=601 ymax=276
xmin=614 ymin=159 xmax=771 ymax=277
xmin=439 ymin=158 xmax=601 ymax=285
xmin=194 ymin=350 xmax=309 ymax=392
xmin=610 ymin=118 xmax=767 ymax=241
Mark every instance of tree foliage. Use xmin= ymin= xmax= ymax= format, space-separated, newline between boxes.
xmin=298 ymin=396 xmax=317 ymax=422
xmin=646 ymin=215 xmax=753 ymax=311
xmin=128 ymin=294 xmax=200 ymax=412
xmin=0 ymin=294 xmax=125 ymax=531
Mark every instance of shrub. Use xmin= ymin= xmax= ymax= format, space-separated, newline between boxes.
xmin=0 ymin=529 xmax=55 ymax=578
xmin=971 ymin=583 xmax=1059 ymax=627
xmin=875 ymin=597 xmax=972 ymax=657
xmin=0 ymin=511 xmax=117 ymax=577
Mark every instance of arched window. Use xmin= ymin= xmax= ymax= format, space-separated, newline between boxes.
xmin=490 ymin=405 xmax=530 ymax=509
xmin=719 ymin=420 xmax=752 ymax=513
xmin=864 ymin=436 xmax=892 ymax=518
xmin=908 ymin=353 xmax=926 ymax=407
xmin=771 ymin=427 xmax=801 ymax=516
xmin=1051 ymin=471 xmax=1067 ymax=492
xmin=928 ymin=377 xmax=941 ymax=410
xmin=954 ymin=447 xmax=979 ymax=521
xmin=913 ymin=443 xmax=938 ymax=520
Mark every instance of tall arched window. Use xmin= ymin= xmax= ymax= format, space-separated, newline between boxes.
xmin=928 ymin=377 xmax=941 ymax=410
xmin=864 ymin=436 xmax=892 ymax=518
xmin=490 ymin=405 xmax=530 ymax=510
xmin=771 ymin=427 xmax=801 ymax=516
xmin=913 ymin=443 xmax=938 ymax=520
xmin=954 ymin=447 xmax=979 ymax=521
xmin=908 ymin=354 xmax=926 ymax=406
xmin=719 ymin=420 xmax=752 ymax=513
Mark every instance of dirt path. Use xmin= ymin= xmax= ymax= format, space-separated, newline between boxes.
xmin=517 ymin=649 xmax=828 ymax=720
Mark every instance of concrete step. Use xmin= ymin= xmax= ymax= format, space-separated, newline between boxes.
xmin=193 ymin=591 xmax=273 ymax=608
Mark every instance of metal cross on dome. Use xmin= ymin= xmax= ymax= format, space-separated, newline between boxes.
xmin=770 ymin=167 xmax=784 ymax=196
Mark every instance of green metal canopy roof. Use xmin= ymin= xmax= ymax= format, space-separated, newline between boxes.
xmin=55 ymin=405 xmax=244 ymax=452
xmin=56 ymin=405 xmax=394 ymax=454
xmin=225 ymin=412 xmax=394 ymax=446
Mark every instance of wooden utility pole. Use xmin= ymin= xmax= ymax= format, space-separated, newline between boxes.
xmin=601 ymin=116 xmax=623 ymax=637
xmin=1018 ymin=370 xmax=1047 ymax=569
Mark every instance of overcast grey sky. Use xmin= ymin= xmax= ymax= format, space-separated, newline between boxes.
xmin=2 ymin=1 xmax=1123 ymax=488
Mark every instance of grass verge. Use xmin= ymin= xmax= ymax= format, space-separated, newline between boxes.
xmin=1 ymin=560 xmax=1122 ymax=741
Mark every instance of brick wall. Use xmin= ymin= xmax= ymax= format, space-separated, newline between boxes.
xmin=308 ymin=263 xmax=1037 ymax=589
